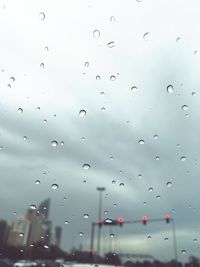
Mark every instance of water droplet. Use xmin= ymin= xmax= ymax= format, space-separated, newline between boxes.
xmin=39 ymin=12 xmax=45 ymax=21
xmin=143 ymin=32 xmax=150 ymax=41
xmin=119 ymin=182 xmax=124 ymax=187
xmin=0 ymin=146 xmax=3 ymax=150
xmin=138 ymin=174 xmax=142 ymax=179
xmin=110 ymin=16 xmax=115 ymax=22
xmin=7 ymin=84 xmax=11 ymax=88
xmin=192 ymin=92 xmax=196 ymax=96
xmin=36 ymin=107 xmax=40 ymax=111
xmin=143 ymin=202 xmax=147 ymax=205
xmin=113 ymin=203 xmax=117 ymax=207
xmin=44 ymin=245 xmax=49 ymax=249
xmin=64 ymin=221 xmax=69 ymax=225
xmin=13 ymin=212 xmax=17 ymax=216
xmin=154 ymin=135 xmax=158 ymax=139
xmin=110 ymin=233 xmax=115 ymax=238
xmin=105 ymin=218 xmax=113 ymax=224
xmin=30 ymin=205 xmax=36 ymax=210
xmin=148 ymin=187 xmax=153 ymax=192
xmin=180 ymin=156 xmax=186 ymax=162
xmin=100 ymin=91 xmax=105 ymax=95
xmin=81 ymin=137 xmax=86 ymax=141
xmin=40 ymin=63 xmax=45 ymax=69
xmin=167 ymin=85 xmax=173 ymax=94
xmin=10 ymin=77 xmax=15 ymax=82
xmin=104 ymin=210 xmax=108 ymax=215
xmin=19 ymin=233 xmax=24 ymax=237
xmin=156 ymin=195 xmax=161 ymax=200
xmin=107 ymin=41 xmax=115 ymax=48
xmin=83 ymin=164 xmax=90 ymax=170
xmin=110 ymin=156 xmax=114 ymax=160
xmin=182 ymin=105 xmax=188 ymax=111
xmin=147 ymin=235 xmax=152 ymax=239
xmin=79 ymin=109 xmax=86 ymax=117
xmin=101 ymin=107 xmax=106 ymax=111
xmin=110 ymin=75 xmax=116 ymax=81
xmin=176 ymin=144 xmax=180 ymax=148
xmin=51 ymin=183 xmax=59 ymax=190
xmin=166 ymin=181 xmax=172 ymax=187
xmin=18 ymin=108 xmax=23 ymax=114
xmin=112 ymin=180 xmax=116 ymax=184
xmin=131 ymin=86 xmax=138 ymax=93
xmin=43 ymin=119 xmax=47 ymax=124
xmin=155 ymin=156 xmax=160 ymax=161
xmin=193 ymin=238 xmax=198 ymax=243
xmin=93 ymin=30 xmax=100 ymax=39
xmin=79 ymin=232 xmax=84 ymax=236
xmin=85 ymin=62 xmax=89 ymax=68
xmin=176 ymin=37 xmax=181 ymax=43
xmin=96 ymin=75 xmax=101 ymax=80
xmin=138 ymin=139 xmax=145 ymax=145
xmin=164 ymin=237 xmax=169 ymax=241
xmin=51 ymin=140 xmax=58 ymax=147
xmin=60 ymin=141 xmax=64 ymax=146
xmin=35 ymin=180 xmax=41 ymax=185
xmin=181 ymin=250 xmax=186 ymax=254
xmin=83 ymin=214 xmax=89 ymax=219
xmin=83 ymin=180 xmax=86 ymax=184
xmin=44 ymin=46 xmax=49 ymax=52
xmin=136 ymin=0 xmax=143 ymax=2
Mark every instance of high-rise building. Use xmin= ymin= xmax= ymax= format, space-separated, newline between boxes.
xmin=38 ymin=198 xmax=50 ymax=222
xmin=0 ymin=220 xmax=8 ymax=245
xmin=55 ymin=226 xmax=62 ymax=247
xmin=7 ymin=216 xmax=30 ymax=247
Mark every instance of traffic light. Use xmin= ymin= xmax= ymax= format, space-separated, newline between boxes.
xmin=165 ymin=213 xmax=171 ymax=223
xmin=118 ymin=217 xmax=124 ymax=227
xmin=142 ymin=215 xmax=148 ymax=225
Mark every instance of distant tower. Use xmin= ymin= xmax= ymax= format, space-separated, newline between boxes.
xmin=55 ymin=226 xmax=62 ymax=247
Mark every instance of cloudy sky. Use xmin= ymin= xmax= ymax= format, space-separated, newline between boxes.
xmin=1 ymin=0 xmax=200 ymax=262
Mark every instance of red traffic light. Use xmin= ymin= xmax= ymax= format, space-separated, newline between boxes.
xmin=118 ymin=217 xmax=124 ymax=226
xmin=142 ymin=215 xmax=148 ymax=225
xmin=165 ymin=213 xmax=171 ymax=223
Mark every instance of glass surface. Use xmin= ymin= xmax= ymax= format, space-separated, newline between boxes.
xmin=0 ymin=0 xmax=200 ymax=266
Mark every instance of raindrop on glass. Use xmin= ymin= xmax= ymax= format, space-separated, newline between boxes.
xmin=112 ymin=180 xmax=116 ymax=184
xmin=36 ymin=107 xmax=40 ymax=111
xmin=143 ymin=32 xmax=150 ymax=41
xmin=138 ymin=139 xmax=145 ymax=145
xmin=147 ymin=235 xmax=152 ymax=239
xmin=60 ymin=141 xmax=64 ymax=146
xmin=83 ymin=164 xmax=90 ymax=170
xmin=104 ymin=210 xmax=108 ymax=215
xmin=93 ymin=30 xmax=100 ymax=39
xmin=156 ymin=195 xmax=161 ymax=200
xmin=192 ymin=92 xmax=196 ymax=96
xmin=164 ymin=237 xmax=169 ymax=241
xmin=131 ymin=86 xmax=138 ymax=93
xmin=107 ymin=41 xmax=115 ymax=48
xmin=40 ymin=63 xmax=44 ymax=69
xmin=110 ymin=233 xmax=115 ymax=238
xmin=181 ymin=250 xmax=186 ymax=254
xmin=148 ymin=187 xmax=153 ymax=192
xmin=96 ymin=75 xmax=101 ymax=80
xmin=39 ymin=12 xmax=45 ymax=21
xmin=110 ymin=75 xmax=116 ymax=81
xmin=19 ymin=233 xmax=24 ymax=237
xmin=64 ymin=221 xmax=69 ymax=225
xmin=85 ymin=62 xmax=89 ymax=68
xmin=182 ymin=105 xmax=188 ymax=111
xmin=166 ymin=182 xmax=172 ymax=187
xmin=167 ymin=85 xmax=173 ymax=94
xmin=79 ymin=110 xmax=86 ymax=117
xmin=180 ymin=156 xmax=186 ymax=162
xmin=51 ymin=183 xmax=59 ymax=190
xmin=154 ymin=135 xmax=158 ymax=140
xmin=138 ymin=174 xmax=142 ymax=179
xmin=79 ymin=232 xmax=84 ymax=236
xmin=119 ymin=182 xmax=124 ymax=187
xmin=155 ymin=156 xmax=160 ymax=161
xmin=101 ymin=107 xmax=106 ymax=111
xmin=176 ymin=37 xmax=181 ymax=43
xmin=83 ymin=180 xmax=86 ymax=184
xmin=18 ymin=108 xmax=23 ymax=114
xmin=83 ymin=214 xmax=89 ymax=219
xmin=110 ymin=156 xmax=114 ymax=160
xmin=23 ymin=136 xmax=27 ymax=141
xmin=43 ymin=119 xmax=47 ymax=124
xmin=51 ymin=140 xmax=58 ymax=147
xmin=110 ymin=16 xmax=115 ymax=22
xmin=10 ymin=77 xmax=15 ymax=82
xmin=193 ymin=239 xmax=198 ymax=243
xmin=30 ymin=205 xmax=36 ymax=210
xmin=35 ymin=180 xmax=41 ymax=185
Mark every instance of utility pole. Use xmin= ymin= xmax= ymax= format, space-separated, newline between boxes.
xmin=96 ymin=187 xmax=105 ymax=255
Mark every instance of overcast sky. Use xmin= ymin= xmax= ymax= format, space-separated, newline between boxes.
xmin=1 ymin=0 xmax=200 ymax=262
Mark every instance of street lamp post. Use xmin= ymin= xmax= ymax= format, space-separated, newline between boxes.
xmin=97 ymin=186 xmax=105 ymax=255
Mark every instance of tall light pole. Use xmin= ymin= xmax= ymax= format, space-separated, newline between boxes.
xmin=97 ymin=186 xmax=105 ymax=255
